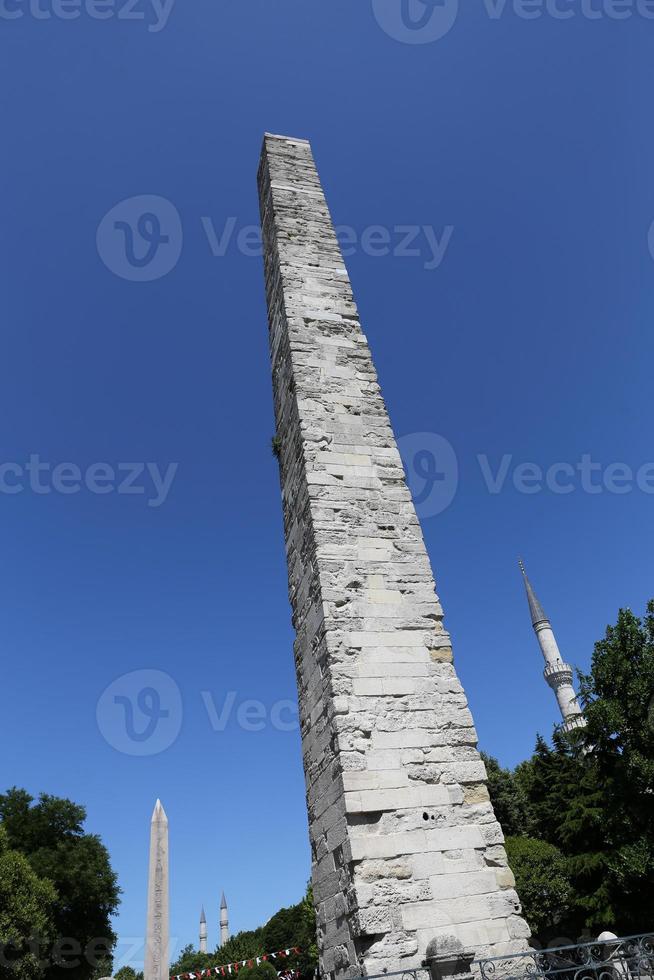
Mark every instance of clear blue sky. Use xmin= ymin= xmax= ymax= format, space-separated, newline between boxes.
xmin=1 ymin=0 xmax=653 ymax=969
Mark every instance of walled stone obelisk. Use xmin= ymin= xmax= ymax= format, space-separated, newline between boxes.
xmin=258 ymin=135 xmax=530 ymax=979
xmin=145 ymin=800 xmax=169 ymax=980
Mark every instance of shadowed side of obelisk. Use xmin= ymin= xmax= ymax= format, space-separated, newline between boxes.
xmin=258 ymin=135 xmax=529 ymax=979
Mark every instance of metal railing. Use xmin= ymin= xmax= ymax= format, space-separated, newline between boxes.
xmin=355 ymin=969 xmax=430 ymax=980
xmin=477 ymin=933 xmax=654 ymax=980
xmin=353 ymin=933 xmax=654 ymax=980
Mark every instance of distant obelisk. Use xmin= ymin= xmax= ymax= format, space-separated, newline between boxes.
xmin=145 ymin=800 xmax=169 ymax=980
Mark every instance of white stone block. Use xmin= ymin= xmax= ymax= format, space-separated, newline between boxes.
xmin=342 ymin=770 xmax=409 ymax=792
xmin=428 ymin=870 xmax=498 ymax=900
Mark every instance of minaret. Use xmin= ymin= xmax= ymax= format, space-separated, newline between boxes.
xmin=219 ymin=893 xmax=228 ymax=947
xmin=519 ymin=559 xmax=585 ymax=732
xmin=199 ymin=906 xmax=207 ymax=953
xmin=144 ymin=800 xmax=169 ymax=980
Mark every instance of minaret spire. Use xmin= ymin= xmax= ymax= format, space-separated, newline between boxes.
xmin=519 ymin=559 xmax=585 ymax=733
xmin=219 ymin=893 xmax=229 ymax=947
xmin=199 ymin=905 xmax=207 ymax=953
xmin=518 ymin=558 xmax=548 ymax=626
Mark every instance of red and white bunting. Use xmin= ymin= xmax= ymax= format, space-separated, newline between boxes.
xmin=170 ymin=948 xmax=301 ymax=980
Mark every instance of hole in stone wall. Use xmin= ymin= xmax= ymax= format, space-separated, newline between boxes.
xmin=348 ymin=811 xmax=382 ymax=827
xmin=354 ymin=936 xmax=384 ymax=965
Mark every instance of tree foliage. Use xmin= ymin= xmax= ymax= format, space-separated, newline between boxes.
xmin=485 ymin=600 xmax=654 ymax=942
xmin=114 ymin=968 xmax=138 ymax=980
xmin=504 ymin=836 xmax=573 ymax=940
xmin=169 ymin=885 xmax=317 ymax=980
xmin=235 ymin=964 xmax=278 ymax=980
xmin=0 ymin=826 xmax=58 ymax=980
xmin=481 ymin=754 xmax=529 ymax=837
xmin=89 ymin=958 xmax=113 ymax=980
xmin=577 ymin=602 xmax=654 ymax=931
xmin=0 ymin=790 xmax=120 ymax=980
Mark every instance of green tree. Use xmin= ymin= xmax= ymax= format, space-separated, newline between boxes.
xmin=262 ymin=884 xmax=316 ymax=980
xmin=89 ymin=959 xmax=113 ymax=980
xmin=169 ymin=883 xmax=316 ymax=980
xmin=514 ymin=731 xmax=613 ymax=934
xmin=169 ymin=946 xmax=216 ymax=978
xmin=577 ymin=602 xmax=654 ymax=932
xmin=114 ymin=968 xmax=138 ymax=980
xmin=297 ymin=885 xmax=317 ymax=974
xmin=0 ymin=825 xmax=58 ymax=980
xmin=482 ymin=753 xmax=529 ymax=837
xmin=169 ymin=933 xmax=269 ymax=980
xmin=216 ymin=934 xmax=264 ymax=966
xmin=505 ymin=836 xmax=573 ymax=941
xmin=236 ymin=964 xmax=278 ymax=980
xmin=503 ymin=600 xmax=654 ymax=938
xmin=0 ymin=790 xmax=120 ymax=980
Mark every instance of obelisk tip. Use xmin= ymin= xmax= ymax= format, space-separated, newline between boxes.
xmin=151 ymin=799 xmax=167 ymax=822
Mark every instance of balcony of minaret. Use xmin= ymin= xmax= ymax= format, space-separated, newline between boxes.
xmin=543 ymin=660 xmax=574 ymax=688
xmin=561 ymin=713 xmax=587 ymax=733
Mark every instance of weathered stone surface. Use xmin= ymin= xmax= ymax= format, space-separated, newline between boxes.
xmin=257 ymin=134 xmax=529 ymax=979
xmin=495 ymin=867 xmax=517 ymax=889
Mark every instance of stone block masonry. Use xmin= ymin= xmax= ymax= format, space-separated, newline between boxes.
xmin=257 ymin=134 xmax=530 ymax=979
